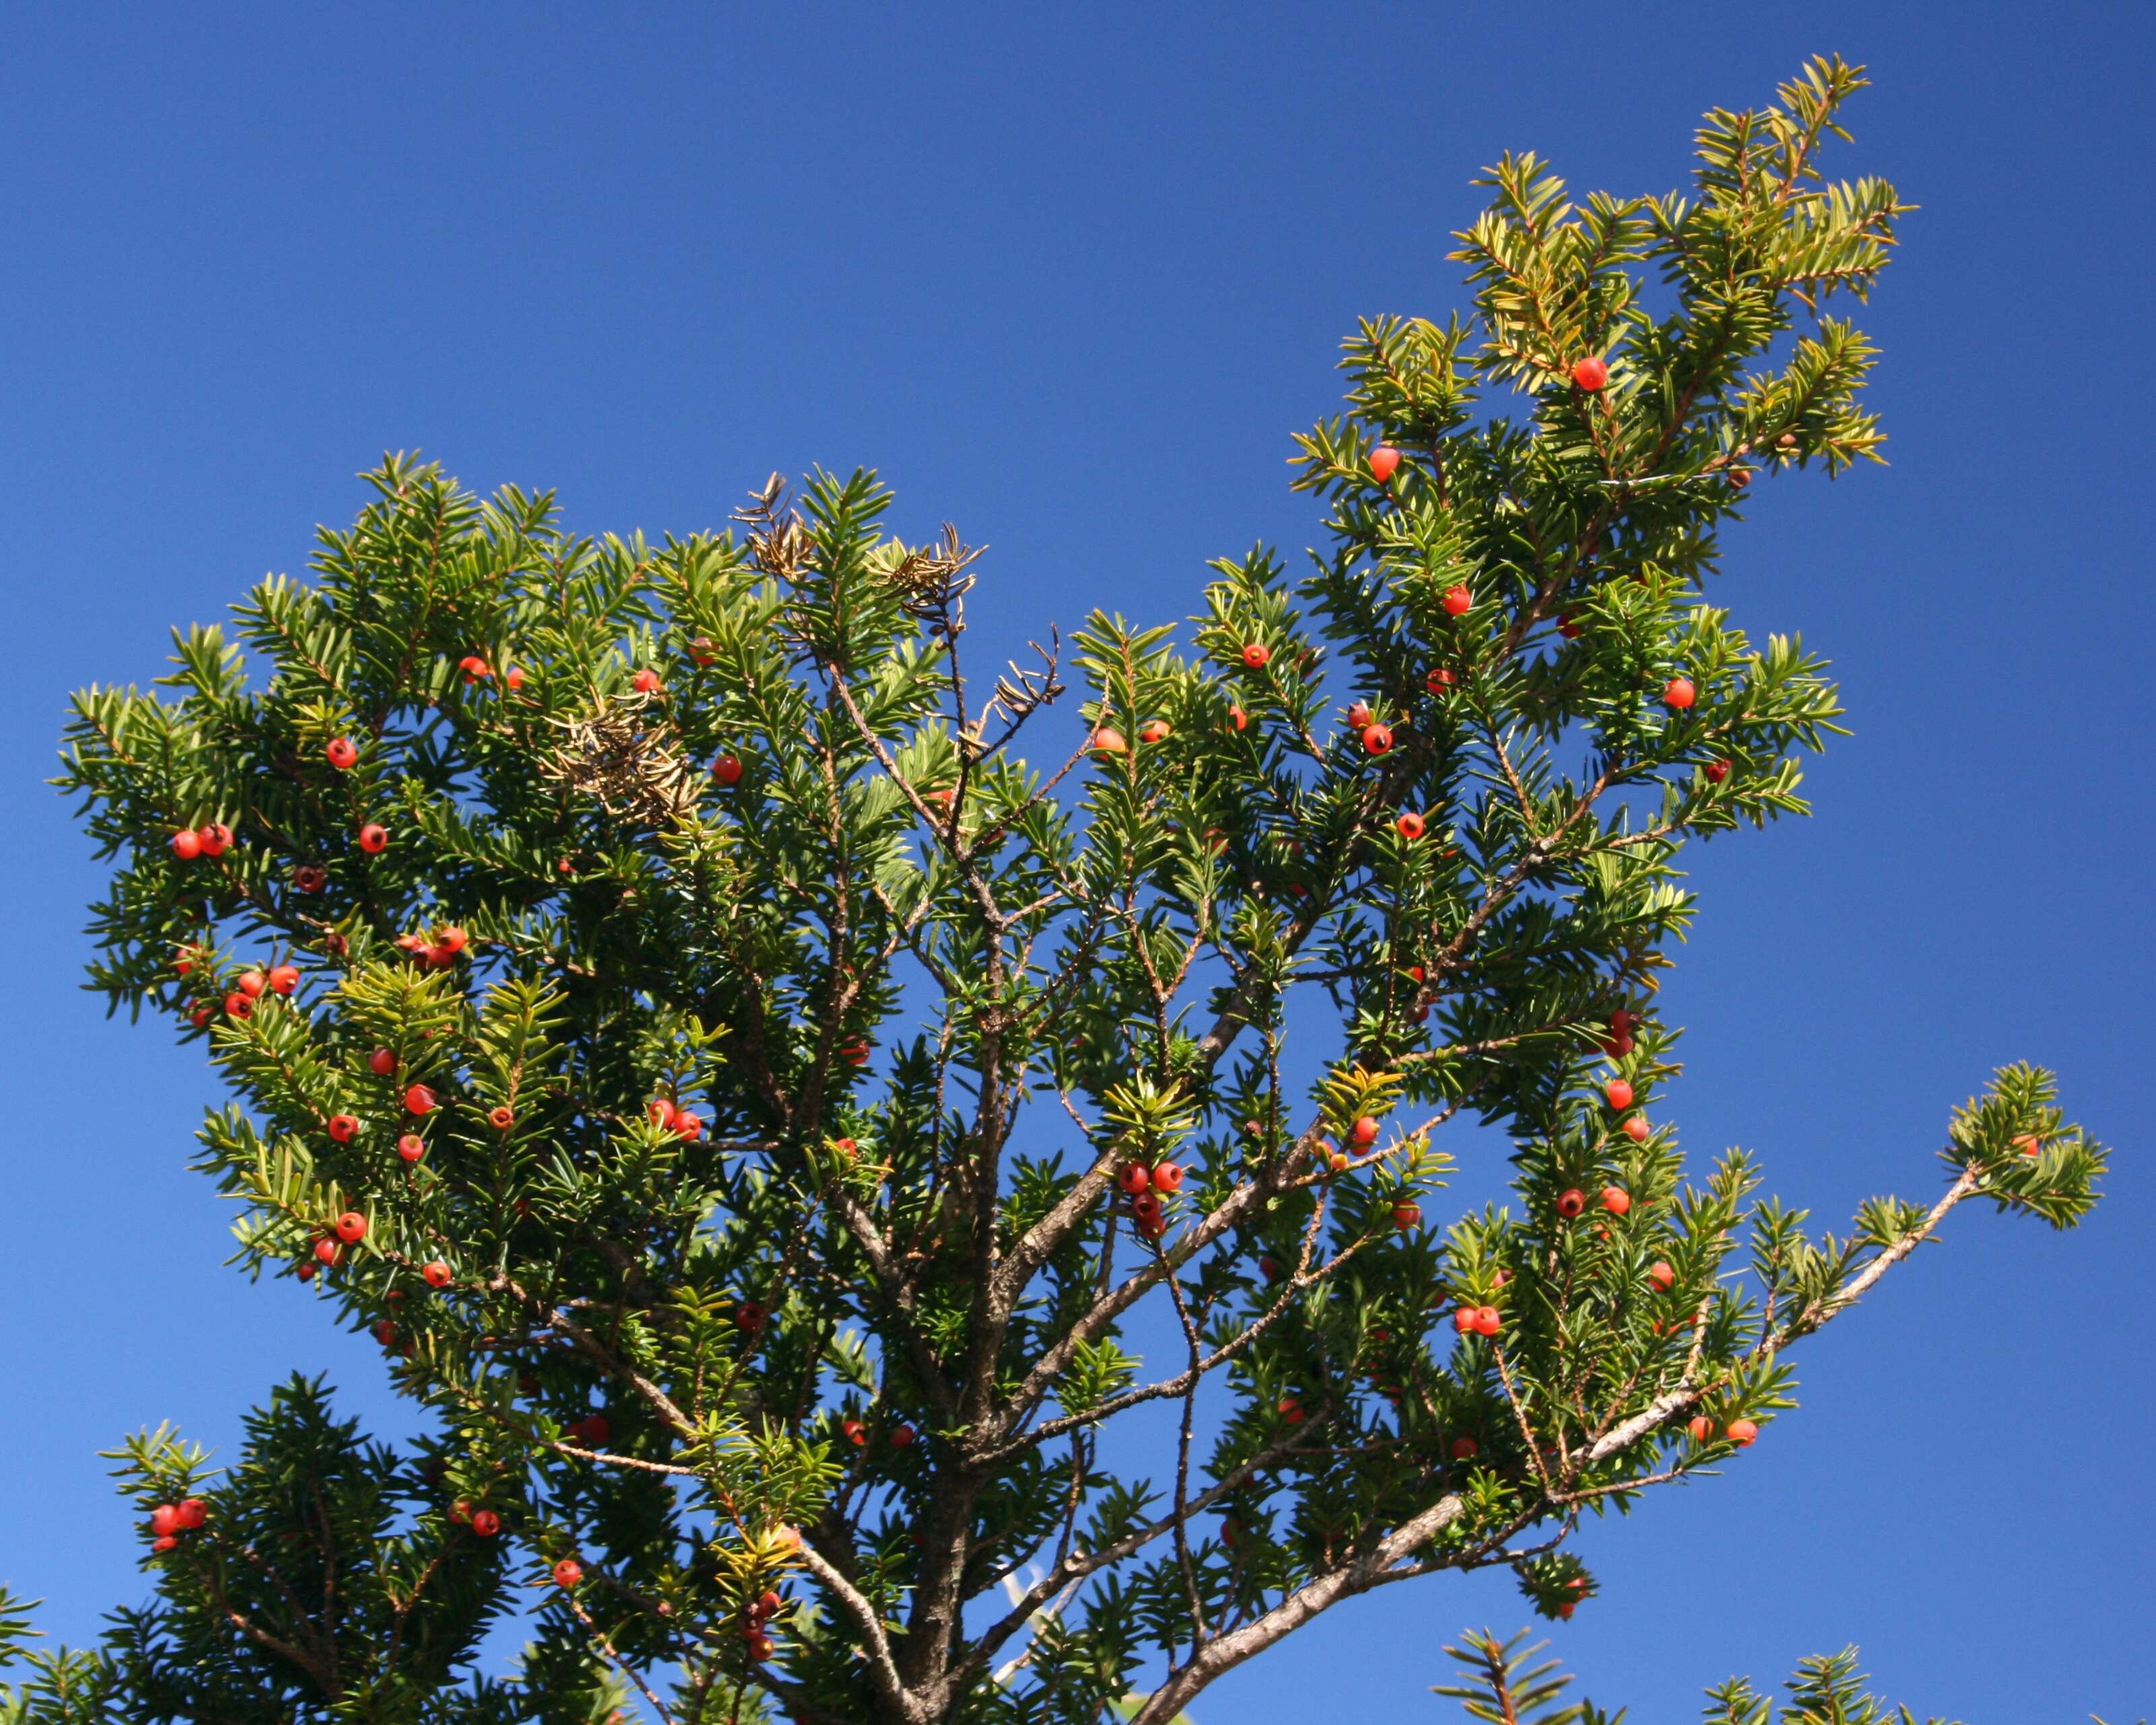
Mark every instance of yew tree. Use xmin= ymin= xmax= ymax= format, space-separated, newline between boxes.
xmin=25 ymin=56 xmax=2103 ymax=1725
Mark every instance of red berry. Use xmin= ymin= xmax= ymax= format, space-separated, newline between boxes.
xmin=1473 ymin=1306 xmax=1502 ymax=1336
xmin=1449 ymin=1436 xmax=1479 ymax=1461
xmin=1621 ymin=1114 xmax=1651 ymax=1143
xmin=1601 ymin=1186 xmax=1631 ymax=1216
xmin=1139 ymin=718 xmax=1171 ymax=745
xmin=293 ymin=864 xmax=327 ymax=893
xmin=689 ymin=636 xmax=717 ymax=666
xmin=423 ymin=1260 xmax=452 ymax=1288
xmin=269 ymin=965 xmax=299 ymax=995
xmin=1228 ymin=703 xmax=1248 ymax=731
xmin=1725 ymin=466 xmax=1751 ymax=489
xmin=1151 ymin=1160 xmax=1185 ymax=1193
xmin=1610 ymin=1009 xmax=1635 ymax=1034
xmin=398 ymin=1133 xmax=426 ymax=1163
xmin=1703 ymin=759 xmax=1730 ymax=784
xmin=335 ymin=1211 xmax=367 ymax=1243
xmin=1604 ymin=1078 xmax=1635 ymax=1111
xmin=1089 ymin=726 xmax=1128 ymax=756
xmin=842 ymin=1418 xmax=866 ymax=1446
xmin=1346 ymin=700 xmax=1372 ymax=728
xmin=152 ymin=1534 xmax=178 ymax=1553
xmin=188 ymin=1006 xmax=212 ymax=1028
xmin=1441 ymin=585 xmax=1472 ymax=617
xmin=1351 ymin=1116 xmax=1380 ymax=1148
xmin=484 ymin=1104 xmax=514 ymax=1131
xmin=197 ymin=823 xmax=232 ymax=856
xmin=1648 ymin=1260 xmax=1676 ymax=1292
xmin=552 ymin=1558 xmax=583 ymax=1588
xmin=237 ymin=970 xmax=267 ymax=999
xmin=1276 ymin=1395 xmax=1304 ymax=1423
xmin=1662 ymin=676 xmax=1697 ymax=711
xmin=578 ymin=1414 xmax=612 ymax=1445
xmin=1240 ymin=643 xmax=1271 ymax=670
xmin=224 ymin=993 xmax=253 ymax=1020
xmin=1368 ymin=445 xmax=1401 ymax=483
xmin=647 ymin=1098 xmax=678 ymax=1129
xmin=1360 ymin=724 xmax=1393 ymax=755
xmin=369 ymin=1048 xmax=398 ymax=1075
xmin=1395 ymin=811 xmax=1426 ymax=840
xmin=438 ymin=927 xmax=468 ymax=955
xmin=890 ymin=1423 xmax=916 ymax=1447
xmin=177 ymin=1498 xmax=206 ymax=1529
xmin=1426 ymin=666 xmax=1456 ymax=692
xmin=712 ymin=753 xmax=744 ymax=786
xmin=2015 ymin=1133 xmax=2043 ymax=1158
xmin=358 ymin=823 xmax=389 ymax=853
xmin=323 ymin=932 xmax=348 ymax=958
xmin=1130 ymin=1189 xmax=1164 ymax=1225
xmin=673 ymin=1109 xmax=703 ymax=1139
xmin=839 ymin=1038 xmax=870 ymax=1067
xmin=150 ymin=1503 xmax=181 ymax=1537
xmin=1687 ymin=1414 xmax=1715 ymax=1441
xmin=170 ymin=828 xmax=203 ymax=860
xmin=313 ymin=1238 xmax=341 ymax=1265
xmin=1555 ymin=1189 xmax=1587 ymax=1220
xmin=373 ymin=1319 xmax=398 ymax=1347
xmin=458 ymin=655 xmax=491 ymax=683
xmin=632 ymin=668 xmax=662 ymax=694
xmin=327 ymin=1114 xmax=359 ymax=1143
xmin=1453 ymin=1307 xmax=1478 ymax=1334
xmin=325 ymin=737 xmax=358 ymax=770
xmin=1726 ymin=1418 xmax=1759 ymax=1446
xmin=470 ymin=1509 xmax=501 ymax=1537
xmin=735 ymin=1302 xmax=767 ymax=1332
xmin=296 ymin=1259 xmax=316 ymax=1281
xmin=747 ymin=1633 xmax=775 ymax=1661
xmin=755 ymin=1588 xmax=782 ymax=1617
xmin=404 ymin=1084 xmax=436 ymax=1115
xmin=1391 ymin=1201 xmax=1421 ymax=1231
xmin=1570 ymin=356 xmax=1609 ymax=392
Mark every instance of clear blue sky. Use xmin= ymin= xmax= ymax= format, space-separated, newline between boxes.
xmin=2 ymin=4 xmax=2148 ymax=1719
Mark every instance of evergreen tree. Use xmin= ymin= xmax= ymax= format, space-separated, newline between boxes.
xmin=28 ymin=56 xmax=2104 ymax=1725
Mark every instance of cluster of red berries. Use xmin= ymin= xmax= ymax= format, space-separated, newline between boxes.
xmin=1554 ymin=1186 xmax=1632 ymax=1220
xmin=395 ymin=924 xmax=469 ymax=969
xmin=1600 ymin=1008 xmax=1637 ymax=1058
xmin=646 ymin=1097 xmax=705 ymax=1140
xmin=146 ymin=1496 xmax=208 ymax=1552
xmin=167 ymin=821 xmax=234 ymax=861
xmin=1120 ymin=1160 xmax=1184 ymax=1238
xmin=1452 ymin=1303 xmax=1502 ymax=1336
xmin=449 ymin=1499 xmax=503 ymax=1537
xmin=1686 ymin=1414 xmax=1759 ymax=1446
xmin=566 ymin=1412 xmax=612 ymax=1447
xmin=742 ymin=1587 xmax=785 ymax=1661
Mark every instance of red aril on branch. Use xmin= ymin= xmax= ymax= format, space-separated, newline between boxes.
xmin=369 ymin=1048 xmax=398 ymax=1075
xmin=1687 ymin=1414 xmax=1715 ymax=1441
xmin=358 ymin=823 xmax=389 ymax=853
xmin=711 ymin=753 xmax=743 ymax=786
xmin=177 ymin=1498 xmax=205 ymax=1529
xmin=1139 ymin=718 xmax=1171 ymax=744
xmin=1089 ymin=726 xmax=1127 ymax=756
xmin=1396 ymin=811 xmax=1426 ymax=840
xmin=1571 ymin=354 xmax=1610 ymax=391
xmin=552 ymin=1558 xmax=583 ymax=1588
xmin=1622 ymin=1114 xmax=1651 ymax=1143
xmin=267 ymin=965 xmax=298 ymax=995
xmin=1361 ymin=724 xmax=1393 ymax=755
xmin=327 ymin=1115 xmax=358 ymax=1144
xmin=1601 ymin=1187 xmax=1631 ymax=1216
xmin=1556 ymin=1189 xmax=1587 ymax=1219
xmin=150 ymin=1504 xmax=181 ymax=1538
xmin=398 ymin=1133 xmax=425 ymax=1163
xmin=1152 ymin=1160 xmax=1185 ymax=1192
xmin=237 ymin=970 xmax=267 ymax=998
xmin=632 ymin=668 xmax=662 ymax=693
xmin=470 ymin=1509 xmax=501 ymax=1537
xmin=1648 ymin=1261 xmax=1676 ymax=1292
xmin=1726 ymin=1418 xmax=1759 ymax=1446
xmin=422 ymin=1261 xmax=452 ymax=1288
xmin=1351 ymin=1116 xmax=1380 ymax=1148
xmin=1241 ymin=642 xmax=1271 ymax=669
xmin=1704 ymin=759 xmax=1730 ymax=783
xmin=1442 ymin=585 xmax=1472 ymax=617
xmin=1604 ymin=1078 xmax=1635 ymax=1111
xmin=404 ymin=1084 xmax=436 ymax=1115
xmin=335 ymin=1212 xmax=367 ymax=1243
xmin=326 ymin=737 xmax=358 ymax=770
xmin=1391 ymin=1201 xmax=1422 ymax=1231
xmin=1663 ymin=676 xmax=1697 ymax=710
xmin=1449 ymin=1436 xmax=1479 ymax=1460
xmin=1368 ymin=445 xmax=1401 ymax=483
